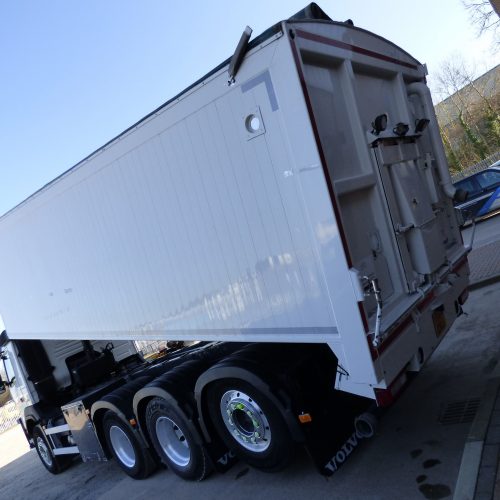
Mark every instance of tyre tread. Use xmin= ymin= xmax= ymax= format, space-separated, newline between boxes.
xmin=145 ymin=397 xmax=210 ymax=481
xmin=32 ymin=425 xmax=72 ymax=474
xmin=103 ymin=411 xmax=156 ymax=480
xmin=206 ymin=378 xmax=294 ymax=472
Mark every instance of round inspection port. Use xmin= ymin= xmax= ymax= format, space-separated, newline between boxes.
xmin=245 ymin=114 xmax=261 ymax=133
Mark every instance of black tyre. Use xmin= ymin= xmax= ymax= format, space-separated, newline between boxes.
xmin=206 ymin=378 xmax=294 ymax=472
xmin=102 ymin=411 xmax=156 ymax=479
xmin=32 ymin=425 xmax=72 ymax=474
xmin=145 ymin=397 xmax=209 ymax=481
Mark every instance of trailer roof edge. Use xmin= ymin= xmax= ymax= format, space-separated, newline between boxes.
xmin=1 ymin=3 xmax=419 ymax=221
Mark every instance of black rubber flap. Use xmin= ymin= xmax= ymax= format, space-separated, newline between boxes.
xmin=289 ymin=3 xmax=332 ymax=21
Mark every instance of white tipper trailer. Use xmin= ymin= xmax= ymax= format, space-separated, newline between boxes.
xmin=0 ymin=3 xmax=469 ymax=479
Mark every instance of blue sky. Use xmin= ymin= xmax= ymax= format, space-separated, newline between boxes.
xmin=1 ymin=0 xmax=498 ymax=216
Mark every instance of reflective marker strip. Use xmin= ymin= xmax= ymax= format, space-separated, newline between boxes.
xmin=295 ymin=29 xmax=419 ymax=70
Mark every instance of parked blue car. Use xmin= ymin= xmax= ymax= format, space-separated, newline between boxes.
xmin=453 ymin=162 xmax=500 ymax=224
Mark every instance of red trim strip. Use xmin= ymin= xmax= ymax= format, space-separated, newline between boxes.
xmin=373 ymin=289 xmax=437 ymax=359
xmin=358 ymin=302 xmax=369 ymax=333
xmin=451 ymin=256 xmax=468 ymax=274
xmin=376 ymin=315 xmax=413 ymax=357
xmin=288 ymin=34 xmax=353 ymax=269
xmin=367 ymin=336 xmax=379 ymax=361
xmin=295 ymin=29 xmax=419 ymax=70
xmin=375 ymin=367 xmax=408 ymax=407
xmin=417 ymin=291 xmax=436 ymax=313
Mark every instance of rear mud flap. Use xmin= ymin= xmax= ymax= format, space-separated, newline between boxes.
xmin=205 ymin=438 xmax=239 ymax=473
xmin=303 ymin=392 xmax=373 ymax=476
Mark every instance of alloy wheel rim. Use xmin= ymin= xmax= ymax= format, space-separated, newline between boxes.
xmin=220 ymin=389 xmax=271 ymax=453
xmin=155 ymin=416 xmax=191 ymax=467
xmin=37 ymin=436 xmax=53 ymax=467
xmin=109 ymin=425 xmax=136 ymax=468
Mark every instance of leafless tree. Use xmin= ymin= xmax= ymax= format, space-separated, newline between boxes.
xmin=434 ymin=56 xmax=499 ymax=171
xmin=462 ymin=1 xmax=500 ymax=43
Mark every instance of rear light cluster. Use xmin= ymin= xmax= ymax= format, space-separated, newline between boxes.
xmin=374 ymin=370 xmax=408 ymax=408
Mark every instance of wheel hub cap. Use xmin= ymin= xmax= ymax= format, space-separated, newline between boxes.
xmin=220 ymin=390 xmax=271 ymax=452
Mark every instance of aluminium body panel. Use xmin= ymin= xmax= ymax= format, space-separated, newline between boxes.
xmin=0 ymin=19 xmax=468 ymax=400
xmin=0 ymin=29 xmax=354 ymax=355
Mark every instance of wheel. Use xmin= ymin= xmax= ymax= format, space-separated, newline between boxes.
xmin=206 ymin=378 xmax=294 ymax=472
xmin=32 ymin=425 xmax=71 ymax=474
xmin=102 ymin=411 xmax=156 ymax=479
xmin=145 ymin=397 xmax=209 ymax=481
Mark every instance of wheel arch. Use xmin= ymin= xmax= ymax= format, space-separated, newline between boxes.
xmin=23 ymin=402 xmax=58 ymax=438
xmin=90 ymin=403 xmax=128 ymax=457
xmin=195 ymin=365 xmax=303 ymax=444
xmin=133 ymin=386 xmax=204 ymax=448
xmin=91 ymin=375 xmax=157 ymax=458
xmin=98 ymin=407 xmax=157 ymax=479
xmin=25 ymin=415 xmax=38 ymax=438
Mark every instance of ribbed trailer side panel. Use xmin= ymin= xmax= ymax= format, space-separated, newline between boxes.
xmin=0 ymin=33 xmax=346 ymax=347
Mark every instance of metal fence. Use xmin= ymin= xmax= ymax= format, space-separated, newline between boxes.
xmin=0 ymin=400 xmax=21 ymax=434
xmin=451 ymin=151 xmax=500 ymax=182
xmin=134 ymin=340 xmax=170 ymax=357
